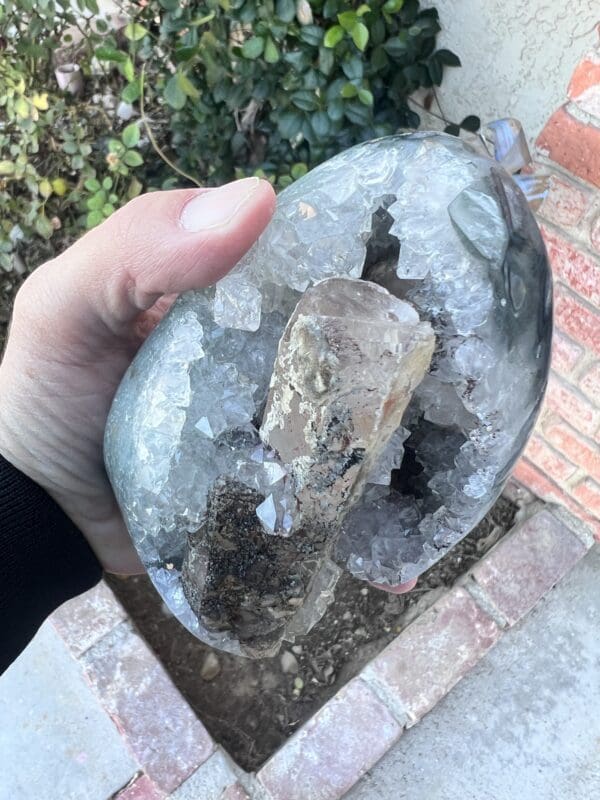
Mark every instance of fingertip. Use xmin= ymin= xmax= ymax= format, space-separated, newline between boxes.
xmin=179 ymin=177 xmax=276 ymax=234
xmin=370 ymin=577 xmax=418 ymax=594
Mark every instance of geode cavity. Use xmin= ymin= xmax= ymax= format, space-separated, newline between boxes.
xmin=104 ymin=132 xmax=552 ymax=656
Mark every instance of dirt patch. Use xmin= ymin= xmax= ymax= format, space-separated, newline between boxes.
xmin=108 ymin=495 xmax=517 ymax=771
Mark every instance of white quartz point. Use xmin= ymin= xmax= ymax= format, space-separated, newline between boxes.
xmin=260 ymin=277 xmax=435 ymax=526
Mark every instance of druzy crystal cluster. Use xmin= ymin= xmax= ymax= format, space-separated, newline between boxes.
xmin=105 ymin=132 xmax=552 ymax=657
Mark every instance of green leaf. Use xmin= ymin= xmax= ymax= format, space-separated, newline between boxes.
xmin=290 ymin=89 xmax=319 ymax=111
xmin=298 ymin=25 xmax=323 ymax=46
xmin=351 ymin=22 xmax=369 ymax=51
xmin=435 ymin=48 xmax=461 ymax=67
xmin=127 ymin=177 xmax=143 ymax=199
xmin=444 ymin=123 xmax=461 ymax=136
xmin=164 ymin=75 xmax=186 ymax=110
xmin=290 ymin=162 xmax=308 ymax=180
xmin=344 ymin=99 xmax=371 ymax=126
xmin=327 ymin=98 xmax=344 ymax=121
xmin=311 ymin=110 xmax=331 ymax=138
xmin=177 ymin=72 xmax=200 ymax=100
xmin=264 ymin=38 xmax=280 ymax=64
xmin=102 ymin=177 xmax=113 ymax=190
xmin=340 ymin=82 xmax=358 ymax=98
xmin=14 ymin=97 xmax=29 ymax=118
xmin=0 ymin=160 xmax=15 ymax=176
xmin=86 ymin=192 xmax=106 ymax=211
xmin=39 ymin=178 xmax=53 ymax=198
xmin=428 ymin=57 xmax=443 ymax=86
xmin=370 ymin=16 xmax=386 ymax=45
xmin=277 ymin=110 xmax=304 ymax=139
xmin=122 ymin=81 xmax=141 ymax=103
xmin=84 ymin=178 xmax=101 ymax=192
xmin=86 ymin=210 xmax=104 ymax=228
xmin=342 ymin=55 xmax=363 ymax=80
xmin=122 ymin=57 xmax=135 ymax=83
xmin=108 ymin=138 xmax=125 ymax=155
xmin=323 ymin=25 xmax=344 ymax=49
xmin=121 ymin=123 xmax=140 ymax=148
xmin=358 ymin=87 xmax=374 ymax=106
xmin=371 ymin=44 xmax=388 ymax=71
xmin=95 ymin=46 xmax=128 ymax=63
xmin=52 ymin=178 xmax=68 ymax=196
xmin=124 ymin=21 xmax=148 ymax=41
xmin=241 ymin=36 xmax=264 ymax=59
xmin=384 ymin=36 xmax=407 ymax=59
xmin=356 ymin=4 xmax=371 ymax=16
xmin=337 ymin=11 xmax=357 ymax=32
xmin=460 ymin=115 xmax=481 ymax=132
xmin=319 ymin=45 xmax=334 ymax=75
xmin=383 ymin=0 xmax=404 ymax=10
xmin=123 ymin=150 xmax=144 ymax=167
xmin=190 ymin=12 xmax=215 ymax=26
xmin=275 ymin=0 xmax=296 ymax=22
xmin=174 ymin=45 xmax=199 ymax=63
xmin=102 ymin=203 xmax=115 ymax=217
xmin=35 ymin=215 xmax=53 ymax=239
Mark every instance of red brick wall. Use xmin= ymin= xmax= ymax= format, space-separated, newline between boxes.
xmin=513 ymin=37 xmax=600 ymax=540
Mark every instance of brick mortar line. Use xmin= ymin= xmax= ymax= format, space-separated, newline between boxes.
xmin=52 ymin=611 xmax=128 ymax=663
xmin=527 ymin=435 xmax=589 ymax=490
xmin=538 ymin=218 xmax=600 ymax=274
xmin=358 ymin=671 xmax=412 ymax=728
xmin=242 ymin=775 xmax=276 ymax=800
xmin=550 ymin=369 xmax=600 ymax=411
xmin=534 ymin=152 xmax=600 ymax=193
xmin=565 ymin=100 xmax=600 ymax=128
xmin=517 ymin=457 xmax=600 ymax=527
xmin=552 ymin=348 xmax=598 ymax=387
xmin=461 ymin=576 xmax=509 ymax=630
xmin=549 ymin=504 xmax=597 ymax=549
xmin=564 ymin=466 xmax=593 ymax=491
xmin=543 ymin=413 xmax=600 ymax=452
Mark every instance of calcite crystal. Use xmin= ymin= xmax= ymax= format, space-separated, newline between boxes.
xmin=104 ymin=133 xmax=552 ymax=656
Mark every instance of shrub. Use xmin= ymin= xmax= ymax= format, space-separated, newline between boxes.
xmin=0 ymin=0 xmax=460 ymax=272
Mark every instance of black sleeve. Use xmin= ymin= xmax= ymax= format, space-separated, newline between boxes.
xmin=0 ymin=454 xmax=102 ymax=675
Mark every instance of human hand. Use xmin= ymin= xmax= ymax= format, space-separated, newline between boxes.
xmin=0 ymin=178 xmax=276 ymax=574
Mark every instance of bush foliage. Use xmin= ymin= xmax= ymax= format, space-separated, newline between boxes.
xmin=0 ymin=0 xmax=461 ymax=271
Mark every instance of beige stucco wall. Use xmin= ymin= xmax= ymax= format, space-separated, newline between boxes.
xmin=434 ymin=0 xmax=599 ymax=143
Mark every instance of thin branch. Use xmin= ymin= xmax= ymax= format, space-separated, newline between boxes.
xmin=407 ymin=95 xmax=493 ymax=156
xmin=139 ymin=64 xmax=202 ymax=188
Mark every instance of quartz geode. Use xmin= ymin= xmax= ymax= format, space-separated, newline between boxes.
xmin=104 ymin=132 xmax=552 ymax=657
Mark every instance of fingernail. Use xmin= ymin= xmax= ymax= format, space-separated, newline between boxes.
xmin=180 ymin=177 xmax=261 ymax=232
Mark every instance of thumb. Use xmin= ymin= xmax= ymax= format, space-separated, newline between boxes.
xmin=43 ymin=177 xmax=276 ymax=336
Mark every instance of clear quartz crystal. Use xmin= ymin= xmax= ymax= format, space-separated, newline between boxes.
xmin=105 ymin=133 xmax=552 ymax=656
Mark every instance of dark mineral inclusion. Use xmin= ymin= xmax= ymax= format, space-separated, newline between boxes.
xmin=104 ymin=132 xmax=552 ymax=656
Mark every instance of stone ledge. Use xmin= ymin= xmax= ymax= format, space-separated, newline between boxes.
xmin=361 ymin=586 xmax=500 ymax=726
xmin=47 ymin=505 xmax=592 ymax=799
xmin=257 ymin=678 xmax=402 ymax=800
xmin=80 ymin=620 xmax=215 ymax=794
xmin=468 ymin=508 xmax=588 ymax=626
